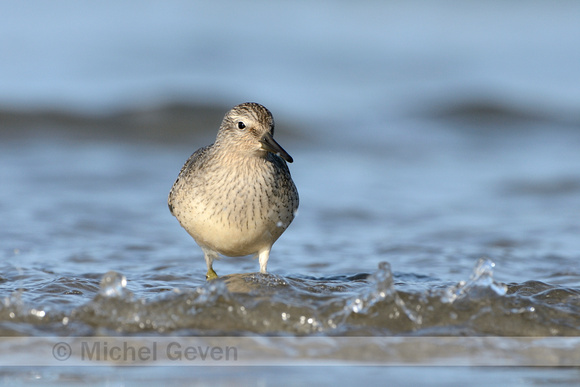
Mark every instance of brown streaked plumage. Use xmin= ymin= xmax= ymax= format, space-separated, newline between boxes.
xmin=168 ymin=102 xmax=299 ymax=280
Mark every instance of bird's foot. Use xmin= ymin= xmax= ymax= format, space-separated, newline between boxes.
xmin=206 ymin=268 xmax=218 ymax=281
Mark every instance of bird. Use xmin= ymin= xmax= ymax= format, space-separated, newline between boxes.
xmin=168 ymin=102 xmax=299 ymax=280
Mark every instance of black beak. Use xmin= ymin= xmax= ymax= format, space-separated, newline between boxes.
xmin=260 ymin=132 xmax=293 ymax=163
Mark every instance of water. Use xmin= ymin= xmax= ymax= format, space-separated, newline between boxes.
xmin=2 ymin=0 xmax=580 ymax=385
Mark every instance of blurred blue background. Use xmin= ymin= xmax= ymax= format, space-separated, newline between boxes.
xmin=2 ymin=0 xmax=579 ymax=124
xmin=2 ymin=0 xmax=580 ymax=282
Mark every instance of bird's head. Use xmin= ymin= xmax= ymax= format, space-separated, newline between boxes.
xmin=216 ymin=102 xmax=293 ymax=163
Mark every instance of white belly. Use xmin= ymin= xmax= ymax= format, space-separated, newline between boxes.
xmin=172 ymin=171 xmax=295 ymax=257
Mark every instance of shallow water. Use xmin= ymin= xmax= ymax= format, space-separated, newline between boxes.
xmin=2 ymin=0 xmax=580 ymax=385
xmin=2 ymin=109 xmax=580 ymax=348
xmin=3 ymin=109 xmax=580 ymax=386
xmin=1 ymin=121 xmax=580 ymax=385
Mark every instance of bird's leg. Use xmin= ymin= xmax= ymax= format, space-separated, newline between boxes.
xmin=258 ymin=248 xmax=271 ymax=274
xmin=202 ymin=247 xmax=219 ymax=280
xmin=206 ymin=268 xmax=218 ymax=281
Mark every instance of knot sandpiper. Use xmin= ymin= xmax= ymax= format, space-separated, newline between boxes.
xmin=168 ymin=102 xmax=299 ymax=280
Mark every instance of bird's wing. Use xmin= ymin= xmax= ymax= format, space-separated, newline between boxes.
xmin=167 ymin=145 xmax=212 ymax=215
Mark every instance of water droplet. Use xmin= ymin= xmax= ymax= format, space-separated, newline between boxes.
xmin=99 ymin=271 xmax=128 ymax=298
xmin=30 ymin=309 xmax=45 ymax=318
xmin=441 ymin=257 xmax=507 ymax=303
xmin=350 ymin=298 xmax=363 ymax=313
xmin=340 ymin=262 xmax=396 ymax=316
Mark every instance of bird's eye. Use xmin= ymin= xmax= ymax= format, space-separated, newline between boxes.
xmin=237 ymin=121 xmax=246 ymax=130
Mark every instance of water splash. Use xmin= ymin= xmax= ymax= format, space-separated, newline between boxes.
xmin=3 ymin=257 xmax=578 ymax=336
xmin=344 ymin=261 xmax=396 ymax=314
xmin=70 ymin=273 xmax=234 ymax=333
xmin=182 ymin=279 xmax=231 ymax=311
xmin=330 ymin=262 xmax=422 ymax=329
xmin=99 ymin=271 xmax=130 ymax=298
xmin=441 ymin=257 xmax=508 ymax=303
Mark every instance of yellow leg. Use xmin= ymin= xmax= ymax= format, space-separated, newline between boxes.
xmin=206 ymin=267 xmax=218 ymax=281
xmin=202 ymin=247 xmax=219 ymax=280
